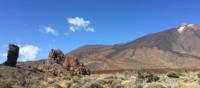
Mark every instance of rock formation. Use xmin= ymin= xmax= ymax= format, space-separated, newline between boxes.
xmin=40 ymin=49 xmax=90 ymax=75
xmin=3 ymin=44 xmax=19 ymax=67
xmin=63 ymin=54 xmax=80 ymax=70
xmin=63 ymin=54 xmax=90 ymax=75
xmin=45 ymin=49 xmax=65 ymax=66
xmin=78 ymin=64 xmax=91 ymax=75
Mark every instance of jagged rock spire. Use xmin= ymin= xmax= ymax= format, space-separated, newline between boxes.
xmin=46 ymin=49 xmax=65 ymax=66
xmin=3 ymin=44 xmax=19 ymax=67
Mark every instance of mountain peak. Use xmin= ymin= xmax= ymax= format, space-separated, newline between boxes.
xmin=177 ymin=23 xmax=194 ymax=33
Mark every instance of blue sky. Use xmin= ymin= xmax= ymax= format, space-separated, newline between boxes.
xmin=0 ymin=0 xmax=200 ymax=63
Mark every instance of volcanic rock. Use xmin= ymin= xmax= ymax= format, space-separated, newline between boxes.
xmin=63 ymin=54 xmax=80 ymax=70
xmin=78 ymin=64 xmax=91 ymax=75
xmin=46 ymin=49 xmax=65 ymax=66
xmin=39 ymin=50 xmax=90 ymax=75
xmin=63 ymin=54 xmax=90 ymax=75
xmin=3 ymin=44 xmax=19 ymax=67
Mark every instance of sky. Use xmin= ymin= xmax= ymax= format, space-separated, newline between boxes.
xmin=0 ymin=0 xmax=200 ymax=63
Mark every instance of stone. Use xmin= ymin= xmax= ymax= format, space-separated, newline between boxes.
xmin=3 ymin=44 xmax=19 ymax=67
xmin=46 ymin=49 xmax=65 ymax=66
xmin=78 ymin=64 xmax=91 ymax=75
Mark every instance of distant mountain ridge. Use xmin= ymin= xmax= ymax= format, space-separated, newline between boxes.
xmin=70 ymin=23 xmax=200 ymax=71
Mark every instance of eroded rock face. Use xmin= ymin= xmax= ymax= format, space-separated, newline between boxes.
xmin=63 ymin=54 xmax=80 ymax=70
xmin=3 ymin=44 xmax=19 ymax=67
xmin=39 ymin=49 xmax=90 ymax=75
xmin=63 ymin=54 xmax=90 ymax=75
xmin=46 ymin=49 xmax=65 ymax=66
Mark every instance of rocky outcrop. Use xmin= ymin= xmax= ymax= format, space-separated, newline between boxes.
xmin=40 ymin=49 xmax=90 ymax=75
xmin=63 ymin=54 xmax=90 ymax=75
xmin=3 ymin=44 xmax=19 ymax=67
xmin=63 ymin=54 xmax=80 ymax=70
xmin=78 ymin=64 xmax=91 ymax=75
xmin=45 ymin=49 xmax=65 ymax=66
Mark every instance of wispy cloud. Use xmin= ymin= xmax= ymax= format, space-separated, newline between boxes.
xmin=67 ymin=17 xmax=95 ymax=32
xmin=85 ymin=27 xmax=95 ymax=32
xmin=40 ymin=26 xmax=59 ymax=36
xmin=19 ymin=45 xmax=39 ymax=61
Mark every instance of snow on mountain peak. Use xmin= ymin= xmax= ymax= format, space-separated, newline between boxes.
xmin=177 ymin=23 xmax=194 ymax=33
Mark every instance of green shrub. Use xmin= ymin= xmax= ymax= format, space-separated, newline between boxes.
xmin=167 ymin=71 xmax=181 ymax=78
xmin=137 ymin=70 xmax=160 ymax=83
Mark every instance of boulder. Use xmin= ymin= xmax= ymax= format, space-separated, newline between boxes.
xmin=78 ymin=64 xmax=91 ymax=75
xmin=46 ymin=49 xmax=65 ymax=66
xmin=3 ymin=44 xmax=19 ymax=67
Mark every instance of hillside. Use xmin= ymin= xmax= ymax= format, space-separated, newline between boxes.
xmin=70 ymin=23 xmax=200 ymax=71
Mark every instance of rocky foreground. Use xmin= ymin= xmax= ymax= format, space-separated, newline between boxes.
xmin=1 ymin=64 xmax=200 ymax=88
xmin=0 ymin=44 xmax=92 ymax=88
xmin=1 ymin=44 xmax=200 ymax=88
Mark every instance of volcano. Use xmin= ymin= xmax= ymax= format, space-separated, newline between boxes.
xmin=70 ymin=23 xmax=200 ymax=71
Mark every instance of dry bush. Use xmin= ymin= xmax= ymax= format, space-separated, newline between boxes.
xmin=167 ymin=71 xmax=181 ymax=78
xmin=137 ymin=70 xmax=160 ymax=83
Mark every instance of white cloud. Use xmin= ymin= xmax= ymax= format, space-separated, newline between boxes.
xmin=68 ymin=17 xmax=90 ymax=27
xmin=41 ymin=26 xmax=59 ymax=36
xmin=0 ymin=45 xmax=39 ymax=62
xmin=69 ymin=26 xmax=76 ymax=32
xmin=19 ymin=45 xmax=39 ymax=61
xmin=67 ymin=17 xmax=95 ymax=32
xmin=86 ymin=27 xmax=95 ymax=32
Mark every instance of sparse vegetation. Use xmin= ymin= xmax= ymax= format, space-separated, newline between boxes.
xmin=137 ymin=70 xmax=160 ymax=83
xmin=1 ymin=65 xmax=200 ymax=88
xmin=167 ymin=71 xmax=181 ymax=78
xmin=145 ymin=83 xmax=166 ymax=88
xmin=197 ymin=73 xmax=200 ymax=78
